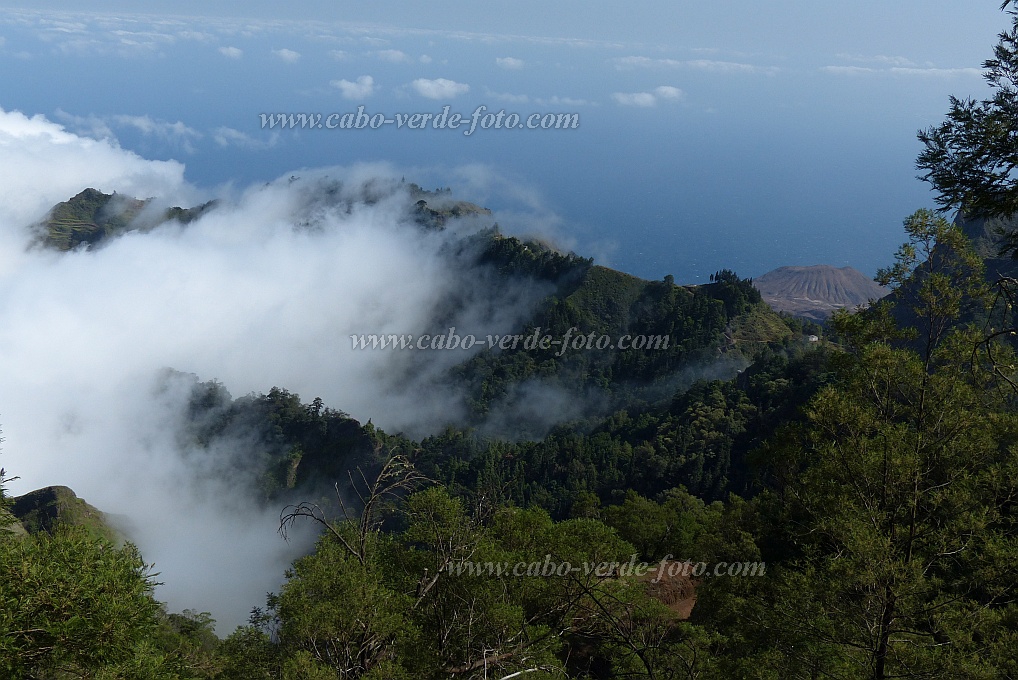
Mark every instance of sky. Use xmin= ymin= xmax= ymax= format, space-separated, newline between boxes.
xmin=0 ymin=1 xmax=1007 ymax=280
xmin=0 ymin=1 xmax=1012 ymax=630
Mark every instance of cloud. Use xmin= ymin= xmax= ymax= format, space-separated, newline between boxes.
xmin=612 ymin=91 xmax=656 ymax=107
xmin=537 ymin=95 xmax=595 ymax=107
xmin=612 ymin=86 xmax=683 ymax=107
xmin=36 ymin=21 xmax=171 ymax=57
xmin=612 ymin=55 xmax=779 ymax=75
xmin=419 ymin=54 xmax=432 ymax=64
xmin=0 ymin=110 xmax=575 ymax=630
xmin=218 ymin=45 xmax=242 ymax=59
xmin=684 ymin=59 xmax=778 ymax=75
xmin=821 ymin=64 xmax=981 ymax=78
xmin=0 ymin=137 xmax=547 ymax=632
xmin=412 ymin=77 xmax=470 ymax=99
xmin=177 ymin=30 xmax=214 ymax=43
xmin=487 ymin=89 xmax=530 ymax=104
xmin=213 ymin=126 xmax=279 ymax=150
xmin=328 ymin=49 xmax=349 ymax=60
xmin=53 ymin=109 xmax=116 ymax=141
xmin=373 ymin=48 xmax=409 ymax=63
xmin=11 ymin=13 xmax=255 ymax=58
xmin=613 ymin=56 xmax=681 ymax=69
xmin=111 ymin=114 xmax=202 ymax=153
xmin=652 ymin=85 xmax=682 ymax=100
xmin=496 ymin=56 xmax=524 ymax=70
xmin=0 ymin=107 xmax=188 ymax=228
xmin=890 ymin=66 xmax=981 ymax=78
xmin=820 ymin=65 xmax=876 ymax=76
xmin=439 ymin=163 xmax=578 ymax=254
xmin=39 ymin=20 xmax=178 ymax=56
xmin=486 ymin=90 xmax=594 ymax=107
xmin=53 ymin=111 xmax=201 ymax=153
xmin=272 ymin=47 xmax=301 ymax=63
xmin=331 ymin=75 xmax=375 ymax=100
xmin=6 ymin=10 xmax=620 ymax=63
xmin=835 ymin=53 xmax=917 ymax=68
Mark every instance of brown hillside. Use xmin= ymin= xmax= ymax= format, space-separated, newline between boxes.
xmin=753 ymin=265 xmax=888 ymax=321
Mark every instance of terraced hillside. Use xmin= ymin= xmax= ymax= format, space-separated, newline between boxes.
xmin=35 ymin=188 xmax=216 ymax=251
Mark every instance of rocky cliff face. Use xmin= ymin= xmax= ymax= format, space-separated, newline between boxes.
xmin=953 ymin=212 xmax=1018 ymax=281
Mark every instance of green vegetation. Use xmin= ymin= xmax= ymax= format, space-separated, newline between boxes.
xmin=0 ymin=464 xmax=228 ymax=678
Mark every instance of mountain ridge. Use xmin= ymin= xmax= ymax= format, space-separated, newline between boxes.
xmin=5 ymin=485 xmax=121 ymax=543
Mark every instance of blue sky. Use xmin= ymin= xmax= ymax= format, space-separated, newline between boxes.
xmin=0 ymin=1 xmax=1007 ymax=280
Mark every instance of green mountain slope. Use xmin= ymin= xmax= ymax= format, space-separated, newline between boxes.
xmin=8 ymin=486 xmax=120 ymax=543
xmin=452 ymin=257 xmax=793 ymax=430
xmin=34 ymin=187 xmax=216 ymax=251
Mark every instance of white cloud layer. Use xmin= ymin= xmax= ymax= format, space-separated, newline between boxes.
xmin=0 ymin=108 xmax=554 ymax=630
xmin=835 ymin=53 xmax=917 ymax=67
xmin=612 ymin=55 xmax=779 ymax=75
xmin=821 ymin=64 xmax=981 ymax=78
xmin=0 ymin=107 xmax=188 ymax=230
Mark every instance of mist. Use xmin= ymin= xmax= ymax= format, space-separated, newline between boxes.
xmin=0 ymin=107 xmax=557 ymax=630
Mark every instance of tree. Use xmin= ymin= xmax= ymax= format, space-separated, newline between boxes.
xmin=912 ymin=7 xmax=1018 ymax=385
xmin=683 ymin=215 xmax=1018 ymax=678
xmin=874 ymin=208 xmax=989 ymax=366
xmin=775 ymin=343 xmax=1017 ymax=677
xmin=917 ymin=9 xmax=1018 ymax=231
xmin=0 ymin=461 xmax=217 ymax=677
xmin=272 ymin=453 xmax=716 ymax=678
xmin=0 ymin=526 xmax=169 ymax=678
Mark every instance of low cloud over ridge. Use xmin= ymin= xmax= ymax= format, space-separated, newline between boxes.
xmin=0 ymin=107 xmax=554 ymax=630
